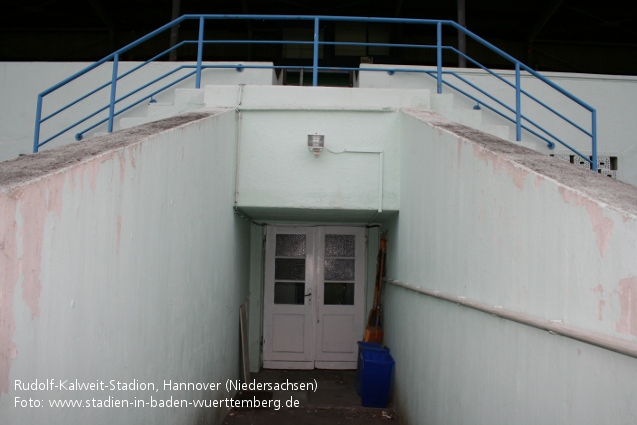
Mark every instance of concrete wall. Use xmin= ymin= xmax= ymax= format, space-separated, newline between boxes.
xmin=0 ymin=111 xmax=250 ymax=425
xmin=382 ymin=110 xmax=637 ymax=425
xmin=0 ymin=62 xmax=274 ymax=160
xmin=360 ymin=65 xmax=637 ymax=186
xmin=221 ymin=85 xmax=430 ymax=222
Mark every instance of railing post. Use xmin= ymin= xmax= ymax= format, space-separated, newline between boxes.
xmin=108 ymin=53 xmax=119 ymax=133
xmin=591 ymin=110 xmax=597 ymax=172
xmin=196 ymin=16 xmax=205 ymax=89
xmin=313 ymin=17 xmax=319 ymax=87
xmin=515 ymin=62 xmax=521 ymax=141
xmin=33 ymin=95 xmax=43 ymax=153
xmin=436 ymin=22 xmax=442 ymax=94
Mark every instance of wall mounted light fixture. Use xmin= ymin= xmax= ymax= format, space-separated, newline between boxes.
xmin=308 ymin=134 xmax=324 ymax=158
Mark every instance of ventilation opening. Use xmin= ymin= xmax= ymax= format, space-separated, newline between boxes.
xmin=550 ymin=154 xmax=618 ymax=179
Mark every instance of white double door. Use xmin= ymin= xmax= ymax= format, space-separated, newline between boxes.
xmin=263 ymin=226 xmax=365 ymax=369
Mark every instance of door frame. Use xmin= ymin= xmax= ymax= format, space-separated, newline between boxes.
xmin=262 ymin=225 xmax=366 ymax=370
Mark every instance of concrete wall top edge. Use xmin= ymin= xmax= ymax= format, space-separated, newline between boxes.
xmin=403 ymin=109 xmax=637 ymax=218
xmin=361 ymin=63 xmax=637 ymax=82
xmin=0 ymin=110 xmax=230 ymax=193
xmin=205 ymin=84 xmax=431 ymax=110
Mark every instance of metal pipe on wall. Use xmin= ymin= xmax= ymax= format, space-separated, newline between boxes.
xmin=386 ymin=278 xmax=637 ymax=359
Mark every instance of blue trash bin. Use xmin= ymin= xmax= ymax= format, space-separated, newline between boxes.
xmin=359 ymin=349 xmax=394 ymax=408
xmin=357 ymin=341 xmax=389 ymax=395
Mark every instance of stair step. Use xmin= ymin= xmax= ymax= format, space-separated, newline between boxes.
xmin=120 ymin=116 xmax=155 ymax=129
xmin=483 ymin=125 xmax=509 ymax=140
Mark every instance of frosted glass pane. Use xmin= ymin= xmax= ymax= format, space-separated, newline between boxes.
xmin=275 ymin=234 xmax=306 ymax=257
xmin=324 ymin=259 xmax=355 ymax=281
xmin=275 ymin=258 xmax=306 ymax=280
xmin=325 ymin=234 xmax=355 ymax=257
xmin=324 ymin=282 xmax=354 ymax=305
xmin=275 ymin=282 xmax=305 ymax=304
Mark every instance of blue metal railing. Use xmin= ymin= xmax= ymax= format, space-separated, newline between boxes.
xmin=33 ymin=14 xmax=597 ymax=170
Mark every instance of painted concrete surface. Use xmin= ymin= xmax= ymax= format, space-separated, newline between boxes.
xmin=360 ymin=65 xmax=637 ymax=186
xmin=382 ymin=110 xmax=637 ymax=425
xmin=228 ymin=85 xmax=431 ymax=220
xmin=0 ymin=110 xmax=250 ymax=425
xmin=0 ymin=62 xmax=274 ymax=161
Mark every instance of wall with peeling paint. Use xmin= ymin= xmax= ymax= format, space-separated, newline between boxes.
xmin=0 ymin=110 xmax=250 ymax=425
xmin=360 ymin=66 xmax=637 ymax=187
xmin=382 ymin=110 xmax=637 ymax=425
xmin=0 ymin=62 xmax=274 ymax=160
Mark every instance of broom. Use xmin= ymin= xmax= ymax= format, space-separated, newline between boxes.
xmin=363 ymin=234 xmax=387 ymax=343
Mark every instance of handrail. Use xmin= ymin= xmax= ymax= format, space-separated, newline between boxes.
xmin=33 ymin=14 xmax=597 ymax=170
xmin=386 ymin=277 xmax=637 ymax=359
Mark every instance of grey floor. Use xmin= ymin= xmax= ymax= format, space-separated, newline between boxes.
xmin=222 ymin=369 xmax=397 ymax=425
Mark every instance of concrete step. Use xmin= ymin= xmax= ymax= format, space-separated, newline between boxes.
xmin=120 ymin=88 xmax=206 ymax=129
xmin=483 ymin=124 xmax=510 ymax=140
xmin=431 ymin=92 xmax=533 ymax=148
xmin=120 ymin=116 xmax=155 ymax=129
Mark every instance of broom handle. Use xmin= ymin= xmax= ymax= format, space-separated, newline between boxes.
xmin=374 ymin=237 xmax=387 ymax=328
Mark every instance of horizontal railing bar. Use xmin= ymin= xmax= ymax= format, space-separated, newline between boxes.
xmin=202 ymin=39 xmax=438 ymax=50
xmin=34 ymin=13 xmax=596 ymax=167
xmin=205 ymin=40 xmax=314 ymax=45
xmin=182 ymin=14 xmax=452 ymax=25
xmin=386 ymin=278 xmax=637 ymax=359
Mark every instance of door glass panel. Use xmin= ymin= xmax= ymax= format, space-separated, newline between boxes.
xmin=324 ymin=258 xmax=355 ymax=281
xmin=325 ymin=234 xmax=355 ymax=257
xmin=274 ymin=282 xmax=305 ymax=304
xmin=275 ymin=258 xmax=306 ymax=280
xmin=275 ymin=234 xmax=306 ymax=257
xmin=324 ymin=282 xmax=355 ymax=305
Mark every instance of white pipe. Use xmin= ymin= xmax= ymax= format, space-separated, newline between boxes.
xmin=234 ymin=85 xmax=246 ymax=205
xmin=326 ymin=148 xmax=384 ymax=213
xmin=234 ymin=110 xmax=243 ymax=205
xmin=385 ymin=277 xmax=637 ymax=359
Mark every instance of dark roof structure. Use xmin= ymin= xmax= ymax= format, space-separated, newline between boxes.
xmin=2 ymin=0 xmax=636 ymax=75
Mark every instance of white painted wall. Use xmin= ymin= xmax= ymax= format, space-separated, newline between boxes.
xmin=382 ymin=110 xmax=637 ymax=425
xmin=0 ymin=110 xmax=250 ymax=425
xmin=4 ymin=62 xmax=636 ymax=186
xmin=0 ymin=62 xmax=274 ymax=160
xmin=225 ymin=85 xmax=430 ymax=220
xmin=360 ymin=65 xmax=637 ymax=186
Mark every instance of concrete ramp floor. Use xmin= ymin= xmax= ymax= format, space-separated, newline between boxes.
xmin=222 ymin=370 xmax=397 ymax=425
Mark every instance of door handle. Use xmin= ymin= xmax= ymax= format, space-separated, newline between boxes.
xmin=304 ymin=293 xmax=312 ymax=297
